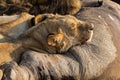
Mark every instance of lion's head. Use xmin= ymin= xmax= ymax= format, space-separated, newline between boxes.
xmin=21 ymin=14 xmax=93 ymax=54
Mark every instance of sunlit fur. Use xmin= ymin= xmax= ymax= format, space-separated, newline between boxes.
xmin=0 ymin=12 xmax=34 ymax=42
xmin=21 ymin=14 xmax=93 ymax=53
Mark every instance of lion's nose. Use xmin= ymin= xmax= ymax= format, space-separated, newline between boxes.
xmin=86 ymin=23 xmax=94 ymax=42
xmin=91 ymin=23 xmax=94 ymax=30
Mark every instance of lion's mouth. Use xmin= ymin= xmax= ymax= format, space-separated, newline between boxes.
xmin=87 ymin=30 xmax=93 ymax=42
xmin=80 ymin=30 xmax=93 ymax=45
xmin=85 ymin=23 xmax=94 ymax=43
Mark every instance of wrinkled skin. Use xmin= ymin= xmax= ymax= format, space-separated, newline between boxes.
xmin=0 ymin=0 xmax=120 ymax=80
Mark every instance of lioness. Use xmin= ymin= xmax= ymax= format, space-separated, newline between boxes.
xmin=18 ymin=14 xmax=94 ymax=54
xmin=0 ymin=14 xmax=93 ymax=64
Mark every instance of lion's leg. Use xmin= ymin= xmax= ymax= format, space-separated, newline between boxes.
xmin=0 ymin=12 xmax=33 ymax=33
xmin=47 ymin=28 xmax=64 ymax=47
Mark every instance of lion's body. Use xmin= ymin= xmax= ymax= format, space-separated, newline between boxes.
xmin=0 ymin=1 xmax=119 ymax=80
xmin=0 ymin=43 xmax=13 ymax=64
xmin=0 ymin=0 xmax=82 ymax=15
xmin=0 ymin=0 xmax=105 ymax=16
xmin=47 ymin=0 xmax=82 ymax=15
xmin=29 ymin=0 xmax=82 ymax=15
xmin=0 ymin=42 xmax=19 ymax=65
xmin=0 ymin=15 xmax=19 ymax=25
xmin=0 ymin=12 xmax=34 ymax=42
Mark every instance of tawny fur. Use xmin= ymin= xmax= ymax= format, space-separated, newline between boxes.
xmin=0 ymin=1 xmax=119 ymax=80
xmin=29 ymin=0 xmax=82 ymax=15
xmin=0 ymin=0 xmax=105 ymax=15
xmin=0 ymin=14 xmax=93 ymax=65
xmin=21 ymin=14 xmax=93 ymax=53
xmin=0 ymin=12 xmax=34 ymax=41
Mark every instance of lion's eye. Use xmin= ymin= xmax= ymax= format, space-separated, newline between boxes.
xmin=85 ymin=25 xmax=94 ymax=31
xmin=89 ymin=27 xmax=94 ymax=30
xmin=48 ymin=33 xmax=55 ymax=35
xmin=47 ymin=33 xmax=55 ymax=38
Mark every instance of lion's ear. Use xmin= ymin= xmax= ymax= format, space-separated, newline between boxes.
xmin=30 ymin=14 xmax=48 ymax=26
xmin=35 ymin=14 xmax=48 ymax=24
